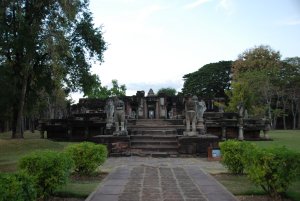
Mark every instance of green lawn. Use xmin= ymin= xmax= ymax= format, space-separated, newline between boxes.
xmin=0 ymin=131 xmax=72 ymax=172
xmin=1 ymin=129 xmax=300 ymax=199
xmin=54 ymin=180 xmax=102 ymax=198
xmin=254 ymin=130 xmax=300 ymax=152
xmin=214 ymin=173 xmax=300 ymax=200
xmin=216 ymin=129 xmax=300 ymax=201
xmin=0 ymin=131 xmax=100 ymax=198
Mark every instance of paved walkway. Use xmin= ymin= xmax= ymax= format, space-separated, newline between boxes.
xmin=86 ymin=157 xmax=237 ymax=201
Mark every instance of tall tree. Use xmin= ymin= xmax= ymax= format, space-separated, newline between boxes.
xmin=232 ymin=45 xmax=281 ymax=78
xmin=85 ymin=79 xmax=127 ymax=99
xmin=0 ymin=0 xmax=106 ymax=138
xmin=282 ymin=57 xmax=300 ymax=129
xmin=182 ymin=61 xmax=232 ymax=99
xmin=157 ymin=88 xmax=177 ymax=96
xmin=229 ymin=45 xmax=281 ymax=121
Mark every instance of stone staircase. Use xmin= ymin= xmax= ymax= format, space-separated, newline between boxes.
xmin=128 ymin=119 xmax=181 ymax=157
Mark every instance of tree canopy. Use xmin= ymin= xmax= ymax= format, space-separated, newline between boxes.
xmin=85 ymin=79 xmax=127 ymax=99
xmin=0 ymin=0 xmax=106 ymax=137
xmin=227 ymin=46 xmax=300 ymax=129
xmin=157 ymin=88 xmax=177 ymax=96
xmin=227 ymin=46 xmax=281 ymax=116
xmin=182 ymin=61 xmax=232 ymax=99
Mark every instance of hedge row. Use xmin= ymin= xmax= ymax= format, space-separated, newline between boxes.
xmin=220 ymin=140 xmax=300 ymax=200
xmin=0 ymin=142 xmax=107 ymax=201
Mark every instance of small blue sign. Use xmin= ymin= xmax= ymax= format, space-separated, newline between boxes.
xmin=212 ymin=149 xmax=221 ymax=158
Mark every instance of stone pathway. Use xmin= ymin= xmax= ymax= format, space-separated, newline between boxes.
xmin=86 ymin=157 xmax=237 ymax=201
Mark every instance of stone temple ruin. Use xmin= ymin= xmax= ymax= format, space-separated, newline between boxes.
xmin=42 ymin=89 xmax=270 ymax=157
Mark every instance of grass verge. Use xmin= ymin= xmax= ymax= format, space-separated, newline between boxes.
xmin=0 ymin=131 xmax=106 ymax=199
xmin=215 ymin=130 xmax=300 ymax=201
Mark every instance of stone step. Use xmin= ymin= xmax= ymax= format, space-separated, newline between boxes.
xmin=130 ymin=135 xmax=177 ymax=141
xmin=129 ymin=125 xmax=183 ymax=128
xmin=131 ymin=144 xmax=178 ymax=150
xmin=130 ymin=151 xmax=179 ymax=157
xmin=130 ymin=130 xmax=177 ymax=135
xmin=134 ymin=119 xmax=173 ymax=124
xmin=130 ymin=147 xmax=177 ymax=154
xmin=130 ymin=141 xmax=178 ymax=146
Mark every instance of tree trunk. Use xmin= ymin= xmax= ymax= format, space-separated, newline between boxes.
xmin=282 ymin=102 xmax=287 ymax=130
xmin=12 ymin=107 xmax=17 ymax=138
xmin=283 ymin=115 xmax=287 ymax=130
xmin=4 ymin=120 xmax=10 ymax=132
xmin=30 ymin=116 xmax=35 ymax=133
xmin=298 ymin=111 xmax=300 ymax=129
xmin=273 ymin=117 xmax=277 ymax=129
xmin=291 ymin=102 xmax=296 ymax=130
xmin=14 ymin=76 xmax=28 ymax=138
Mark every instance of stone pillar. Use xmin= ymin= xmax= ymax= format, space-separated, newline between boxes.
xmin=238 ymin=126 xmax=244 ymax=140
xmin=40 ymin=130 xmax=45 ymax=139
xmin=85 ymin=126 xmax=89 ymax=138
xmin=156 ymin=101 xmax=159 ymax=119
xmin=144 ymin=101 xmax=147 ymax=119
xmin=172 ymin=103 xmax=177 ymax=118
xmin=222 ymin=126 xmax=226 ymax=140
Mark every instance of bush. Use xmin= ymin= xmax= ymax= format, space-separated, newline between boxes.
xmin=243 ymin=146 xmax=300 ymax=200
xmin=219 ymin=140 xmax=257 ymax=174
xmin=0 ymin=172 xmax=36 ymax=201
xmin=65 ymin=142 xmax=108 ymax=176
xmin=19 ymin=150 xmax=73 ymax=199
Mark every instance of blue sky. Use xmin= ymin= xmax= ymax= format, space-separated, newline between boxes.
xmin=72 ymin=0 xmax=300 ymax=101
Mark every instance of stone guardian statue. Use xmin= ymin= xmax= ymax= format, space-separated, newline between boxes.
xmin=196 ymin=99 xmax=206 ymax=134
xmin=105 ymin=98 xmax=114 ymax=129
xmin=184 ymin=94 xmax=197 ymax=135
xmin=113 ymin=97 xmax=127 ymax=135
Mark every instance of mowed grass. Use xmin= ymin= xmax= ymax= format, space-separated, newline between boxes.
xmin=0 ymin=131 xmax=72 ymax=172
xmin=0 ymin=131 xmax=103 ymax=198
xmin=54 ymin=180 xmax=103 ymax=198
xmin=215 ymin=130 xmax=300 ymax=201
xmin=253 ymin=130 xmax=300 ymax=152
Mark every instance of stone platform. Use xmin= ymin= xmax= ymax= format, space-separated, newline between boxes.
xmin=90 ymin=119 xmax=219 ymax=157
xmin=86 ymin=157 xmax=237 ymax=201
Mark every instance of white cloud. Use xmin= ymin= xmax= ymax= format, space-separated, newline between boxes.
xmin=184 ymin=0 xmax=212 ymax=10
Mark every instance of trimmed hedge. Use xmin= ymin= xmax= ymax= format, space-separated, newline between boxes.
xmin=19 ymin=150 xmax=73 ymax=199
xmin=243 ymin=146 xmax=300 ymax=200
xmin=221 ymin=140 xmax=300 ymax=200
xmin=0 ymin=172 xmax=36 ymax=201
xmin=219 ymin=140 xmax=257 ymax=174
xmin=65 ymin=142 xmax=108 ymax=176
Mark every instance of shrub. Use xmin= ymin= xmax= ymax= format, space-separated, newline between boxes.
xmin=219 ymin=140 xmax=257 ymax=174
xmin=0 ymin=172 xmax=36 ymax=201
xmin=243 ymin=146 xmax=300 ymax=200
xmin=65 ymin=142 xmax=108 ymax=175
xmin=19 ymin=150 xmax=73 ymax=199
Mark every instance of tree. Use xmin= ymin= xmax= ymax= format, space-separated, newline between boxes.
xmin=182 ymin=61 xmax=232 ymax=99
xmin=232 ymin=45 xmax=281 ymax=78
xmin=85 ymin=79 xmax=126 ymax=99
xmin=0 ymin=0 xmax=106 ymax=138
xmin=157 ymin=88 xmax=177 ymax=96
xmin=229 ymin=45 xmax=281 ymax=120
xmin=225 ymin=81 xmax=256 ymax=113
xmin=281 ymin=57 xmax=300 ymax=129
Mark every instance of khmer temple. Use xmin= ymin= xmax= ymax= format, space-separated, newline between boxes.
xmin=42 ymin=89 xmax=270 ymax=157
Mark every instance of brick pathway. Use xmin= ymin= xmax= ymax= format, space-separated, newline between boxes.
xmin=86 ymin=158 xmax=237 ymax=201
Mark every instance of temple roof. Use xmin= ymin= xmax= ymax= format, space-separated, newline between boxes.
xmin=147 ymin=88 xmax=155 ymax=97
